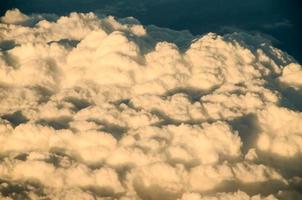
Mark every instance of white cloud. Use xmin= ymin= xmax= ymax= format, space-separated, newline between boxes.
xmin=180 ymin=191 xmax=278 ymax=200
xmin=278 ymin=63 xmax=302 ymax=90
xmin=257 ymin=105 xmax=302 ymax=157
xmin=0 ymin=9 xmax=301 ymax=199
xmin=0 ymin=9 xmax=29 ymax=25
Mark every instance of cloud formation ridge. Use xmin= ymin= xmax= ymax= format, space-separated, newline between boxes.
xmin=0 ymin=9 xmax=302 ymax=200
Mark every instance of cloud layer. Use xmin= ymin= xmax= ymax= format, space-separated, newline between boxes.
xmin=0 ymin=9 xmax=302 ymax=200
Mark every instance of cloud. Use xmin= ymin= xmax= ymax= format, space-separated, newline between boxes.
xmin=256 ymin=105 xmax=302 ymax=157
xmin=278 ymin=63 xmax=302 ymax=90
xmin=180 ymin=191 xmax=278 ymax=200
xmin=0 ymin=8 xmax=30 ymax=25
xmin=0 ymin=9 xmax=301 ymax=199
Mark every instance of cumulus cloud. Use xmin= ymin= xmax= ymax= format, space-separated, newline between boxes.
xmin=0 ymin=9 xmax=301 ymax=199
xmin=278 ymin=63 xmax=302 ymax=90
xmin=0 ymin=9 xmax=30 ymax=25
xmin=180 ymin=191 xmax=278 ymax=200
xmin=256 ymin=105 xmax=302 ymax=157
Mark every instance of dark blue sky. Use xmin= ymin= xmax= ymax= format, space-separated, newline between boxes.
xmin=1 ymin=0 xmax=301 ymax=62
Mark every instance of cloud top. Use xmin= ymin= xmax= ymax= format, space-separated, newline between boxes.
xmin=0 ymin=9 xmax=302 ymax=200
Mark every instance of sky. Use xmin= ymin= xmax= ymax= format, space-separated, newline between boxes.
xmin=1 ymin=1 xmax=302 ymax=200
xmin=1 ymin=0 xmax=302 ymax=62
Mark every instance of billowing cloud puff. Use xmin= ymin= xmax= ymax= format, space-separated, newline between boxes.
xmin=180 ymin=191 xmax=278 ymax=200
xmin=0 ymin=9 xmax=30 ymax=25
xmin=257 ymin=105 xmax=302 ymax=157
xmin=0 ymin=9 xmax=301 ymax=199
xmin=278 ymin=63 xmax=302 ymax=90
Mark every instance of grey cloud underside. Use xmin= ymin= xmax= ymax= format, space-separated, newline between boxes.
xmin=0 ymin=9 xmax=302 ymax=200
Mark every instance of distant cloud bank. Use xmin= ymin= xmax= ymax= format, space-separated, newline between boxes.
xmin=0 ymin=9 xmax=302 ymax=200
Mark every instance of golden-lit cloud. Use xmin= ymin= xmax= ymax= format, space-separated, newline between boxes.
xmin=0 ymin=9 xmax=302 ymax=200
